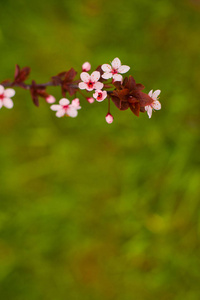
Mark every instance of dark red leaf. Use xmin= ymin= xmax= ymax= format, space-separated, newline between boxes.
xmin=64 ymin=68 xmax=77 ymax=82
xmin=14 ymin=65 xmax=20 ymax=79
xmin=111 ymin=95 xmax=129 ymax=111
xmin=129 ymin=102 xmax=140 ymax=117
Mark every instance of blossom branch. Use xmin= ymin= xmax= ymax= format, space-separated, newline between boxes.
xmin=0 ymin=58 xmax=162 ymax=122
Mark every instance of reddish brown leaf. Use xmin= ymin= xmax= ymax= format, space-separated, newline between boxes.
xmin=129 ymin=102 xmax=140 ymax=117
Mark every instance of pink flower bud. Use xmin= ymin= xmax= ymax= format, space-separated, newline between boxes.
xmin=82 ymin=62 xmax=91 ymax=72
xmin=105 ymin=113 xmax=114 ymax=124
xmin=46 ymin=95 xmax=56 ymax=103
xmin=87 ymin=97 xmax=95 ymax=103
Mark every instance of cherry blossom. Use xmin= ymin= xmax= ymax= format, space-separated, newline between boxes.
xmin=145 ymin=90 xmax=161 ymax=118
xmin=93 ymin=90 xmax=107 ymax=102
xmin=101 ymin=57 xmax=130 ymax=82
xmin=82 ymin=62 xmax=91 ymax=72
xmin=50 ymin=98 xmax=81 ymax=118
xmin=45 ymin=95 xmax=56 ymax=103
xmin=105 ymin=113 xmax=114 ymax=124
xmin=78 ymin=71 xmax=103 ymax=91
xmin=0 ymin=85 xmax=15 ymax=109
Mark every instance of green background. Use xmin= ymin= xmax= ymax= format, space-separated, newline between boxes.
xmin=0 ymin=0 xmax=200 ymax=299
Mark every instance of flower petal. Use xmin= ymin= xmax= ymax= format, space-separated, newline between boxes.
xmin=101 ymin=64 xmax=112 ymax=73
xmin=56 ymin=109 xmax=65 ymax=117
xmin=0 ymin=101 xmax=3 ymax=109
xmin=152 ymin=100 xmax=161 ymax=110
xmin=91 ymin=71 xmax=100 ymax=82
xmin=93 ymin=90 xmax=98 ymax=98
xmin=102 ymin=73 xmax=113 ymax=79
xmin=152 ymin=90 xmax=161 ymax=99
xmin=0 ymin=85 xmax=5 ymax=94
xmin=94 ymin=82 xmax=104 ymax=90
xmin=148 ymin=90 xmax=153 ymax=97
xmin=113 ymin=74 xmax=123 ymax=82
xmin=4 ymin=88 xmax=15 ymax=98
xmin=59 ymin=98 xmax=70 ymax=106
xmin=71 ymin=98 xmax=81 ymax=109
xmin=111 ymin=57 xmax=121 ymax=70
xmin=80 ymin=72 xmax=90 ymax=82
xmin=78 ymin=82 xmax=87 ymax=90
xmin=102 ymin=91 xmax=107 ymax=99
xmin=50 ymin=104 xmax=61 ymax=111
xmin=67 ymin=107 xmax=78 ymax=118
xmin=3 ymin=98 xmax=14 ymax=109
xmin=145 ymin=105 xmax=152 ymax=118
xmin=118 ymin=65 xmax=130 ymax=74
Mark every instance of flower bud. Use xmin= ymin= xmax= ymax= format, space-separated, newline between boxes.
xmin=87 ymin=97 xmax=95 ymax=103
xmin=46 ymin=95 xmax=56 ymax=104
xmin=105 ymin=113 xmax=114 ymax=124
xmin=82 ymin=62 xmax=91 ymax=72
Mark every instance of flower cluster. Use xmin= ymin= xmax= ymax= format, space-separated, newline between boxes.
xmin=0 ymin=58 xmax=161 ymax=124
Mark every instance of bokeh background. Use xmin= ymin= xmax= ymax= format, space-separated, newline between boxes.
xmin=0 ymin=0 xmax=200 ymax=299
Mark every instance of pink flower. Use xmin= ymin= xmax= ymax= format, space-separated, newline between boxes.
xmin=93 ymin=89 xmax=107 ymax=102
xmin=50 ymin=98 xmax=81 ymax=118
xmin=101 ymin=57 xmax=130 ymax=82
xmin=82 ymin=62 xmax=91 ymax=72
xmin=105 ymin=113 xmax=114 ymax=124
xmin=87 ymin=97 xmax=95 ymax=103
xmin=78 ymin=71 xmax=103 ymax=91
xmin=0 ymin=85 xmax=15 ymax=109
xmin=45 ymin=95 xmax=56 ymax=104
xmin=145 ymin=90 xmax=161 ymax=118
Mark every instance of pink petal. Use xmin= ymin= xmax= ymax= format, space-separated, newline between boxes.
xmin=4 ymin=88 xmax=15 ymax=98
xmin=152 ymin=100 xmax=161 ymax=110
xmin=113 ymin=74 xmax=123 ymax=82
xmin=93 ymin=90 xmax=99 ymax=99
xmin=0 ymin=85 xmax=5 ymax=94
xmin=82 ymin=62 xmax=91 ymax=72
xmin=78 ymin=82 xmax=87 ymax=90
xmin=93 ymin=82 xmax=104 ymax=90
xmin=148 ymin=90 xmax=153 ymax=97
xmin=102 ymin=91 xmax=107 ymax=99
xmin=102 ymin=73 xmax=113 ymax=80
xmin=3 ymin=98 xmax=14 ymax=109
xmin=50 ymin=104 xmax=61 ymax=111
xmin=111 ymin=57 xmax=121 ymax=70
xmin=59 ymin=98 xmax=70 ymax=106
xmin=101 ymin=64 xmax=112 ymax=73
xmin=91 ymin=71 xmax=100 ymax=82
xmin=67 ymin=107 xmax=78 ymax=118
xmin=71 ymin=98 xmax=81 ymax=109
xmin=56 ymin=109 xmax=65 ymax=117
xmin=118 ymin=65 xmax=130 ymax=74
xmin=80 ymin=72 xmax=90 ymax=82
xmin=0 ymin=101 xmax=3 ymax=109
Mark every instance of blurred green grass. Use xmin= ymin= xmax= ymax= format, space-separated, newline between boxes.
xmin=0 ymin=0 xmax=200 ymax=299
